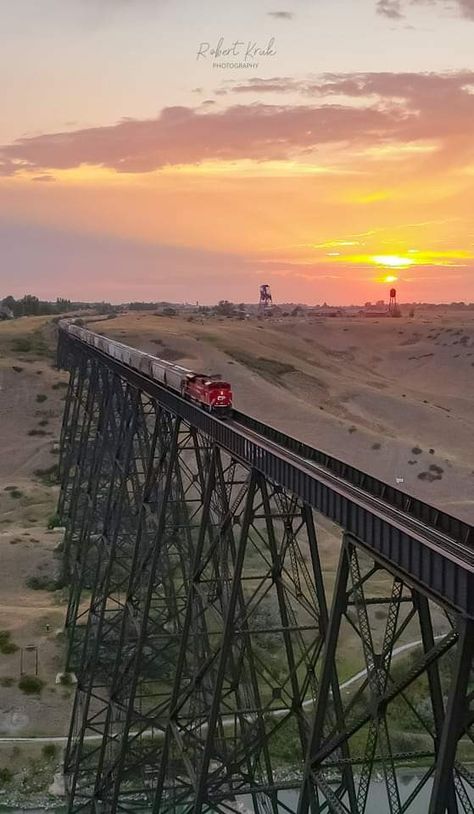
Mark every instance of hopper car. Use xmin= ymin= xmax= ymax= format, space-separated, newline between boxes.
xmin=61 ymin=321 xmax=233 ymax=416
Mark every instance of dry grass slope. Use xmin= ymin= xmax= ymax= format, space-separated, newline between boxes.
xmin=0 ymin=308 xmax=472 ymax=801
xmin=93 ymin=308 xmax=474 ymax=521
xmin=0 ymin=316 xmax=72 ymax=801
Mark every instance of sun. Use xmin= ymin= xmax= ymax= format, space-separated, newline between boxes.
xmin=383 ymin=274 xmax=398 ymax=283
xmin=371 ymin=255 xmax=415 ymax=268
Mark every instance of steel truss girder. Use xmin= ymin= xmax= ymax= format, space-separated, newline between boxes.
xmin=58 ymin=331 xmax=474 ymax=620
xmin=299 ymin=535 xmax=474 ymax=814
xmin=57 ymin=342 xmax=474 ymax=814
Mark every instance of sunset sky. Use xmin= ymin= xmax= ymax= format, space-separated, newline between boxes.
xmin=1 ymin=0 xmax=473 ymax=304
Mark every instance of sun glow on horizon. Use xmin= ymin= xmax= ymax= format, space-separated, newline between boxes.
xmin=372 ymin=255 xmax=415 ymax=268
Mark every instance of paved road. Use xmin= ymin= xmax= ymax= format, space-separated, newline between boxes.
xmin=0 ymin=635 xmax=443 ymax=745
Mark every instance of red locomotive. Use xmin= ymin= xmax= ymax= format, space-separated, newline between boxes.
xmin=62 ymin=322 xmax=234 ymax=416
xmin=182 ymin=374 xmax=233 ymax=415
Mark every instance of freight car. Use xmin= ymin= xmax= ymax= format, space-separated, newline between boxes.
xmin=61 ymin=321 xmax=233 ymax=416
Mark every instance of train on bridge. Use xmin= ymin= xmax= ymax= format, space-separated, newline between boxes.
xmin=61 ymin=321 xmax=234 ymax=415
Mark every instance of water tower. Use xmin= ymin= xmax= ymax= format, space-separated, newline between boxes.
xmin=259 ymin=284 xmax=273 ymax=315
xmin=389 ymin=287 xmax=400 ymax=316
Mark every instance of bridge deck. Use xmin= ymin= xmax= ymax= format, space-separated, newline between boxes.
xmin=59 ymin=329 xmax=474 ymax=618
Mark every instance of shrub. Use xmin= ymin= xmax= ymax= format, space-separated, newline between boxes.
xmin=8 ymin=489 xmax=23 ymax=499
xmin=51 ymin=381 xmax=68 ymax=390
xmin=18 ymin=675 xmax=45 ymax=695
xmin=0 ymin=677 xmax=14 ymax=687
xmin=36 ymin=394 xmax=48 ymax=403
xmin=11 ymin=337 xmax=33 ymax=353
xmin=391 ymin=730 xmax=420 ymax=753
xmin=47 ymin=513 xmax=62 ymax=529
xmin=224 ymin=350 xmax=295 ymax=379
xmin=28 ymin=429 xmax=47 ymax=437
xmin=33 ymin=464 xmax=59 ymax=485
xmin=0 ymin=640 xmax=18 ymax=654
xmin=26 ymin=575 xmax=63 ymax=591
xmin=0 ymin=630 xmax=19 ymax=655
xmin=42 ymin=743 xmax=58 ymax=760
xmin=12 ymin=365 xmax=23 ymax=373
xmin=418 ymin=471 xmax=441 ymax=482
xmin=11 ymin=332 xmax=51 ymax=358
xmin=0 ymin=767 xmax=13 ymax=784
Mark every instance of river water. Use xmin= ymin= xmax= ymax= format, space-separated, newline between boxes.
xmin=1 ymin=775 xmax=472 ymax=812
xmin=241 ymin=775 xmax=474 ymax=811
xmin=250 ymin=777 xmax=433 ymax=811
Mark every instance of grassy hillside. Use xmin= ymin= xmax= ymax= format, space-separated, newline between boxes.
xmin=0 ymin=317 xmax=72 ymax=804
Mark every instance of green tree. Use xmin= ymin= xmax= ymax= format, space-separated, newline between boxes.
xmin=1 ymin=295 xmax=16 ymax=311
xmin=20 ymin=294 xmax=40 ymax=316
xmin=216 ymin=300 xmax=235 ymax=316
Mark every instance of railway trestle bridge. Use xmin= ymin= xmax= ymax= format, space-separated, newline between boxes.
xmin=57 ymin=326 xmax=474 ymax=814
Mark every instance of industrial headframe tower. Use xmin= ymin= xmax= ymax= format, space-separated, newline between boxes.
xmin=259 ymin=283 xmax=273 ymax=315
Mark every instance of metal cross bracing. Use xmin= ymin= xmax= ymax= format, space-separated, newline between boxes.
xmin=58 ymin=331 xmax=474 ymax=619
xmin=56 ymin=331 xmax=474 ymax=813
xmin=297 ymin=535 xmax=474 ymax=814
xmin=61 ymin=407 xmax=329 ymax=810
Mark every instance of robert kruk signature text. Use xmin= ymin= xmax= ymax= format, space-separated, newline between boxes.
xmin=197 ymin=37 xmax=276 ymax=61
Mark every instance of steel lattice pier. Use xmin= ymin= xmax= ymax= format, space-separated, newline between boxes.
xmin=57 ymin=330 xmax=474 ymax=814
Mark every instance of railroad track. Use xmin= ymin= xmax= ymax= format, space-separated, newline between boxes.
xmin=59 ymin=329 xmax=474 ymax=615
xmin=230 ymin=418 xmax=474 ymax=570
xmin=233 ymin=410 xmax=472 ymax=547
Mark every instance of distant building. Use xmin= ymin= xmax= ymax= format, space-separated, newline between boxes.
xmin=310 ymin=308 xmax=343 ymax=317
xmin=362 ymin=299 xmax=390 ymax=317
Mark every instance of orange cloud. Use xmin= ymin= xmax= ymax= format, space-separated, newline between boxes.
xmin=0 ymin=103 xmax=397 ymax=176
xmin=1 ymin=71 xmax=474 ymax=178
xmin=1 ymin=71 xmax=473 ymax=304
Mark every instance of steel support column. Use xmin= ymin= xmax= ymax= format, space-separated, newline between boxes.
xmin=429 ymin=618 xmax=474 ymax=814
xmin=57 ymin=333 xmax=474 ymax=814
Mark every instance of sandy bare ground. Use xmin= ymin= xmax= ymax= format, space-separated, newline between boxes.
xmin=91 ymin=309 xmax=474 ymax=522
xmin=0 ymin=317 xmax=72 ymax=742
